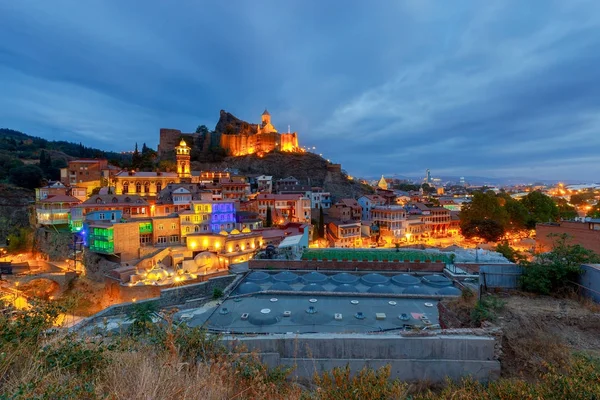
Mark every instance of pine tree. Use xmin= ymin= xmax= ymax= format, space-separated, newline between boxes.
xmin=265 ymin=206 xmax=272 ymax=227
xmin=132 ymin=143 xmax=141 ymax=169
xmin=318 ymin=206 xmax=325 ymax=238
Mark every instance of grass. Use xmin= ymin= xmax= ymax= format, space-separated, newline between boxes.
xmin=302 ymin=249 xmax=450 ymax=263
xmin=2 ymin=298 xmax=600 ymax=399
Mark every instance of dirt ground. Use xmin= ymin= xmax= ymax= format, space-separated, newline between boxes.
xmin=441 ymin=293 xmax=600 ymax=378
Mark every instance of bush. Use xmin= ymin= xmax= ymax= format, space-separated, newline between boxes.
xmin=521 ymin=234 xmax=600 ymax=294
xmin=470 ymin=295 xmax=506 ymax=326
xmin=212 ymin=287 xmax=224 ymax=299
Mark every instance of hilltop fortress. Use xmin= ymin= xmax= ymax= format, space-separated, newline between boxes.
xmin=158 ymin=109 xmax=300 ymax=159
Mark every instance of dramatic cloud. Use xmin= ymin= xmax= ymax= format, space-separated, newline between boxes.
xmin=1 ymin=0 xmax=600 ymax=182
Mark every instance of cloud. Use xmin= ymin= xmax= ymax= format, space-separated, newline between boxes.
xmin=1 ymin=0 xmax=600 ymax=181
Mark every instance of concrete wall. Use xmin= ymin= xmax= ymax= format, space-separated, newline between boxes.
xmin=224 ymin=333 xmax=500 ymax=382
xmin=580 ymin=264 xmax=600 ymax=303
xmin=249 ymin=259 xmax=445 ymax=272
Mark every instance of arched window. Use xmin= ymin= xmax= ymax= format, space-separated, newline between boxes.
xmin=123 ymin=182 xmax=129 ymax=194
xmin=112 ymin=197 xmax=118 ymax=203
xmin=156 ymin=183 xmax=162 ymax=193
xmin=194 ymin=226 xmax=199 ymax=232
xmin=144 ymin=182 xmax=150 ymax=193
xmin=136 ymin=182 xmax=142 ymax=193
xmin=185 ymin=227 xmax=190 ymax=233
xmin=95 ymin=197 xmax=102 ymax=204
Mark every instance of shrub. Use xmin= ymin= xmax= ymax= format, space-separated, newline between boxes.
xmin=212 ymin=287 xmax=224 ymax=299
xmin=470 ymin=295 xmax=506 ymax=326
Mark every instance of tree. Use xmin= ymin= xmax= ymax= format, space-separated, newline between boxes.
xmin=265 ymin=206 xmax=272 ymax=227
xmin=461 ymin=219 xmax=505 ymax=242
xmin=196 ymin=125 xmax=209 ymax=135
xmin=132 ymin=143 xmax=141 ymax=169
xmin=569 ymin=191 xmax=596 ymax=206
xmin=521 ymin=191 xmax=559 ymax=228
xmin=502 ymin=195 xmax=529 ymax=232
xmin=318 ymin=206 xmax=325 ymax=239
xmin=8 ymin=165 xmax=44 ymax=189
xmin=421 ymin=183 xmax=435 ymax=195
xmin=587 ymin=202 xmax=600 ymax=219
xmin=495 ymin=242 xmax=526 ymax=263
xmin=554 ymin=197 xmax=578 ymax=220
xmin=520 ymin=233 xmax=600 ymax=294
xmin=460 ymin=191 xmax=509 ymax=240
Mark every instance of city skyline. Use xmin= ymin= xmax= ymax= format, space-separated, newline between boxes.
xmin=2 ymin=1 xmax=600 ymax=181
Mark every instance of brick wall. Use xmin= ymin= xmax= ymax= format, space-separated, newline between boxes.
xmin=537 ymin=222 xmax=600 ymax=254
xmin=249 ymin=259 xmax=445 ymax=272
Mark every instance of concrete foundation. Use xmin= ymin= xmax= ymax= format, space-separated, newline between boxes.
xmin=224 ymin=333 xmax=500 ymax=382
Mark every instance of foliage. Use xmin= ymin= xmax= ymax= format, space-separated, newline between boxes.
xmin=8 ymin=165 xmax=44 ymax=189
xmin=495 ymin=241 xmax=526 ymax=263
xmin=587 ymin=201 xmax=600 ymax=219
xmin=461 ymin=219 xmax=505 ymax=242
xmin=569 ymin=190 xmax=596 ymax=206
xmin=520 ymin=233 xmax=600 ymax=294
xmin=393 ymin=182 xmax=420 ymax=191
xmin=460 ymin=191 xmax=509 ymax=241
xmin=318 ymin=206 xmax=325 ymax=239
xmin=521 ymin=190 xmax=559 ymax=228
xmin=470 ymin=295 xmax=506 ymax=326
xmin=265 ymin=205 xmax=272 ymax=227
xmin=418 ymin=353 xmax=600 ymax=399
xmin=554 ymin=197 xmax=578 ymax=220
xmin=461 ymin=287 xmax=475 ymax=301
xmin=7 ymin=227 xmax=33 ymax=253
xmin=314 ymin=364 xmax=407 ymax=400
xmin=126 ymin=302 xmax=158 ymax=335
xmin=212 ymin=287 xmax=224 ymax=299
xmin=421 ymin=182 xmax=435 ymax=194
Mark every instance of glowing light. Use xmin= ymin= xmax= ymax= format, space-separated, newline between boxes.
xmin=228 ymin=246 xmax=233 ymax=253
xmin=190 ymin=241 xmax=197 ymax=249
xmin=132 ymin=298 xmax=137 ymax=303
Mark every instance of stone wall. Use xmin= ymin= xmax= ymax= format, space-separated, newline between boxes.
xmin=249 ymin=259 xmax=445 ymax=272
xmin=104 ymin=271 xmax=231 ymax=304
xmin=73 ymin=274 xmax=239 ymax=332
xmin=224 ymin=333 xmax=500 ymax=382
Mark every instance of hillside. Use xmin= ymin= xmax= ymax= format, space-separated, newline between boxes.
xmin=192 ymin=151 xmax=373 ymax=200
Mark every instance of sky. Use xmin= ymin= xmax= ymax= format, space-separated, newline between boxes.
xmin=1 ymin=1 xmax=600 ymax=182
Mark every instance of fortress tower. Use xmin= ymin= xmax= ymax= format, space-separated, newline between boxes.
xmin=175 ymin=139 xmax=191 ymax=178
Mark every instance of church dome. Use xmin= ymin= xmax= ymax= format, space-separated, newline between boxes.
xmin=179 ymin=139 xmax=187 ymax=147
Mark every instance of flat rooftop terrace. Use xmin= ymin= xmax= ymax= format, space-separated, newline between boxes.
xmin=191 ymin=294 xmax=439 ymax=334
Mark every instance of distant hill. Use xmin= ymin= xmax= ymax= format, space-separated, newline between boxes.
xmin=0 ymin=128 xmax=129 ymax=161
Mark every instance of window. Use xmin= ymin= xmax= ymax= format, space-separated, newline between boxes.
xmin=185 ymin=227 xmax=190 ymax=233
xmin=185 ymin=216 xmax=190 ymax=222
xmin=156 ymin=183 xmax=162 ymax=192
xmin=157 ymin=236 xmax=167 ymax=244
xmin=99 ymin=213 xmax=105 ymax=220
xmin=169 ymin=235 xmax=179 ymax=243
xmin=171 ymin=223 xmax=176 ymax=230
xmin=194 ymin=226 xmax=199 ymax=232
xmin=136 ymin=182 xmax=141 ymax=193
xmin=139 ymin=234 xmax=152 ymax=244
xmin=158 ymin=224 xmax=164 ymax=230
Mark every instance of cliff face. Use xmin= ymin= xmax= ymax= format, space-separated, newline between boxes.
xmin=191 ymin=152 xmax=371 ymax=201
xmin=214 ymin=110 xmax=257 ymax=136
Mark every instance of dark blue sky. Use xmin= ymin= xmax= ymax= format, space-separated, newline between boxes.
xmin=2 ymin=1 xmax=600 ymax=181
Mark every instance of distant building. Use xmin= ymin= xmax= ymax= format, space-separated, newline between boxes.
xmin=357 ymin=195 xmax=387 ymax=221
xmin=326 ymin=220 xmax=362 ymax=248
xmin=328 ymin=199 xmax=362 ymax=222
xmin=60 ymin=159 xmax=111 ymax=195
